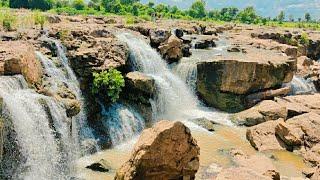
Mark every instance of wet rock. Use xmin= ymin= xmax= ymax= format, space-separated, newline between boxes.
xmin=190 ymin=117 xmax=216 ymax=132
xmin=158 ymin=35 xmax=184 ymax=63
xmin=125 ymin=72 xmax=155 ymax=96
xmin=203 ymin=27 xmax=217 ymax=36
xmin=233 ymin=100 xmax=288 ymax=126
xmin=149 ymin=29 xmax=170 ymax=48
xmin=246 ymin=120 xmax=287 ymax=151
xmin=196 ymin=51 xmax=296 ymax=112
xmin=62 ymin=99 xmax=81 ymax=118
xmin=174 ymin=28 xmax=184 ymax=38
xmin=0 ymin=41 xmax=43 ymax=85
xmin=86 ymin=159 xmax=111 ymax=173
xmin=194 ymin=36 xmax=217 ymax=49
xmin=115 ymin=120 xmax=200 ymax=180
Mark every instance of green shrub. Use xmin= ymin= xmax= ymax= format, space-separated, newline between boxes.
xmin=72 ymin=0 xmax=85 ymax=10
xmin=1 ymin=11 xmax=16 ymax=31
xmin=33 ymin=11 xmax=46 ymax=29
xmin=300 ymin=32 xmax=310 ymax=46
xmin=92 ymin=69 xmax=125 ymax=102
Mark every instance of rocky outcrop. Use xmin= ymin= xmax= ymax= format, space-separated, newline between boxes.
xmin=115 ymin=120 xmax=200 ymax=180
xmin=246 ymin=111 xmax=320 ymax=166
xmin=149 ymin=29 xmax=171 ymax=48
xmin=194 ymin=36 xmax=217 ymax=49
xmin=0 ymin=41 xmax=43 ymax=85
xmin=158 ymin=35 xmax=184 ymax=63
xmin=49 ymin=28 xmax=129 ymax=90
xmin=197 ymin=52 xmax=296 ymax=112
xmin=123 ymin=72 xmax=156 ymax=122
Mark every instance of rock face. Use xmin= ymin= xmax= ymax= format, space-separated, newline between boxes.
xmin=158 ymin=35 xmax=184 ymax=63
xmin=197 ymin=52 xmax=296 ymax=112
xmin=50 ymin=28 xmax=129 ymax=90
xmin=0 ymin=41 xmax=43 ymax=85
xmin=115 ymin=120 xmax=200 ymax=180
xmin=123 ymin=72 xmax=156 ymax=122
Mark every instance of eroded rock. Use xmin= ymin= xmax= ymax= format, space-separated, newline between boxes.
xmin=115 ymin=120 xmax=200 ymax=180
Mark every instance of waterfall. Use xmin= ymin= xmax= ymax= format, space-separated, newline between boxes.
xmin=0 ymin=75 xmax=75 ymax=179
xmin=117 ymin=33 xmax=231 ymax=125
xmin=285 ymin=75 xmax=317 ymax=95
xmin=36 ymin=38 xmax=95 ymax=145
xmin=100 ymin=103 xmax=145 ymax=146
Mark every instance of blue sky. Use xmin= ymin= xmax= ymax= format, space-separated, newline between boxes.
xmin=141 ymin=0 xmax=320 ymax=20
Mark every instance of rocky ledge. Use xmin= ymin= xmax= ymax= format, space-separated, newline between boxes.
xmin=197 ymin=47 xmax=296 ymax=112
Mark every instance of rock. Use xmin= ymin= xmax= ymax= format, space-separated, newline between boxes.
xmin=233 ymin=100 xmax=288 ymax=126
xmin=47 ymin=15 xmax=61 ymax=23
xmin=302 ymin=144 xmax=320 ymax=166
xmin=125 ymin=72 xmax=155 ymax=96
xmin=0 ymin=41 xmax=43 ymax=85
xmin=274 ymin=97 xmax=311 ymax=118
xmin=246 ymin=87 xmax=291 ymax=107
xmin=65 ymin=29 xmax=129 ymax=86
xmin=158 ymin=35 xmax=184 ymax=63
xmin=190 ymin=117 xmax=216 ymax=132
xmin=86 ymin=159 xmax=111 ymax=172
xmin=194 ymin=36 xmax=216 ymax=49
xmin=149 ymin=29 xmax=170 ymax=48
xmin=246 ymin=120 xmax=287 ymax=151
xmin=196 ymin=50 xmax=296 ymax=112
xmin=174 ymin=28 xmax=184 ymax=38
xmin=215 ymin=167 xmax=270 ymax=180
xmin=203 ymin=27 xmax=217 ymax=35
xmin=62 ymin=99 xmax=81 ymax=118
xmin=311 ymin=166 xmax=320 ymax=180
xmin=115 ymin=120 xmax=200 ymax=180
xmin=275 ymin=112 xmax=320 ymax=149
xmin=227 ymin=45 xmax=247 ymax=53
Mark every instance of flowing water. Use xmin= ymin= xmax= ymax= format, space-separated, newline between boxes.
xmin=117 ymin=33 xmax=230 ymax=125
xmin=0 ymin=75 xmax=76 ymax=179
xmin=100 ymin=103 xmax=145 ymax=146
xmin=284 ymin=75 xmax=317 ymax=95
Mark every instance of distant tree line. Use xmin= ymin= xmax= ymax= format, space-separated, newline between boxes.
xmin=0 ymin=0 xmax=317 ymax=24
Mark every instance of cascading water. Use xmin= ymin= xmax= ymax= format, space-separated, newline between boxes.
xmin=100 ymin=103 xmax=145 ymax=146
xmin=173 ymin=36 xmax=230 ymax=92
xmin=284 ymin=75 xmax=317 ymax=95
xmin=117 ymin=33 xmax=230 ymax=125
xmin=36 ymin=38 xmax=95 ymax=146
xmin=0 ymin=75 xmax=75 ymax=179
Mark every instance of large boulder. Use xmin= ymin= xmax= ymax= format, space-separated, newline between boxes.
xmin=115 ymin=120 xmax=200 ymax=180
xmin=149 ymin=29 xmax=170 ymax=48
xmin=158 ymin=35 xmax=184 ymax=63
xmin=197 ymin=51 xmax=296 ymax=112
xmin=0 ymin=41 xmax=43 ymax=85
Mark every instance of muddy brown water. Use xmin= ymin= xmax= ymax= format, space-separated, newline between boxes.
xmin=75 ymin=124 xmax=308 ymax=180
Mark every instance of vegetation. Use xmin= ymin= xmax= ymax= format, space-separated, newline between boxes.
xmin=92 ymin=69 xmax=125 ymax=102
xmin=0 ymin=0 xmax=319 ymax=30
xmin=1 ymin=10 xmax=16 ymax=31
xmin=33 ymin=10 xmax=47 ymax=29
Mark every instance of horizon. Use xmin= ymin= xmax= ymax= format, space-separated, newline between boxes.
xmin=141 ymin=0 xmax=320 ymax=20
